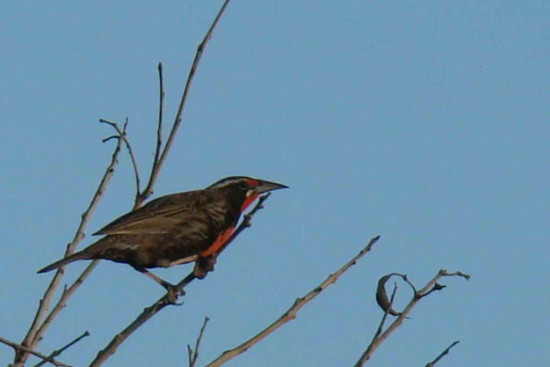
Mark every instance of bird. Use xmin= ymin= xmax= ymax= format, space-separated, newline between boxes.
xmin=38 ymin=176 xmax=287 ymax=293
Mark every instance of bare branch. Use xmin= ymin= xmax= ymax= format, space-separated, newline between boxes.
xmin=99 ymin=118 xmax=141 ymax=199
xmin=137 ymin=0 xmax=232 ymax=207
xmin=425 ymin=340 xmax=460 ymax=367
xmin=33 ymin=331 xmax=90 ymax=367
xmin=14 ymin=123 xmax=126 ymax=366
xmin=144 ymin=61 xmax=165 ymax=208
xmin=87 ymin=194 xmax=266 ymax=367
xmin=19 ymin=2 xmax=232 ymax=365
xmin=204 ymin=236 xmax=381 ymax=367
xmin=354 ymin=269 xmax=470 ymax=366
xmin=372 ymin=283 xmax=398 ymax=340
xmin=33 ymin=261 xmax=98 ymax=344
xmin=0 ymin=336 xmax=71 ymax=367
xmin=187 ymin=317 xmax=210 ymax=367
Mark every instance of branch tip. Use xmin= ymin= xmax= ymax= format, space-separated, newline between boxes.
xmin=205 ymin=234 xmax=380 ymax=367
xmin=425 ymin=340 xmax=460 ymax=367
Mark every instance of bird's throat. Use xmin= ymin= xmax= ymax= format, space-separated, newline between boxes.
xmin=240 ymin=193 xmax=259 ymax=212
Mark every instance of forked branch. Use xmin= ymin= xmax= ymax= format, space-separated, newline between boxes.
xmin=0 ymin=335 xmax=70 ymax=367
xmin=17 ymin=2 xmax=232 ymax=365
xmin=187 ymin=317 xmax=210 ymax=367
xmin=87 ymin=193 xmax=267 ymax=367
xmin=136 ymin=0 xmax=232 ymax=207
xmin=354 ymin=270 xmax=470 ymax=366
xmin=100 ymin=118 xmax=141 ymax=198
xmin=33 ymin=331 xmax=90 ymax=367
xmin=204 ymin=236 xmax=381 ymax=367
xmin=14 ymin=121 xmax=128 ymax=366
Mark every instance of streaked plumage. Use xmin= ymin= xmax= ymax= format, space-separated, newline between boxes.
xmin=38 ymin=176 xmax=287 ymax=288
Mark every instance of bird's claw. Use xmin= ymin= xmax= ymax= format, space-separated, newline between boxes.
xmin=194 ymin=256 xmax=217 ymax=279
xmin=163 ymin=283 xmax=185 ymax=304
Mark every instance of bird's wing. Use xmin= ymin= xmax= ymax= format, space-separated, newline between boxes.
xmin=93 ymin=193 xmax=195 ymax=235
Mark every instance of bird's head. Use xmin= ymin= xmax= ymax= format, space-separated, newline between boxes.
xmin=208 ymin=176 xmax=288 ymax=211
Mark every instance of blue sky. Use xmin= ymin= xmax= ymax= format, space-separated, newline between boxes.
xmin=1 ymin=1 xmax=548 ymax=366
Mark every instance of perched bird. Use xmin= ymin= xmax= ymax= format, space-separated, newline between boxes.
xmin=38 ymin=176 xmax=287 ymax=292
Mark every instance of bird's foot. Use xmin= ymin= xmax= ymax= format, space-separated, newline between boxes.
xmin=193 ymin=255 xmax=217 ymax=279
xmin=161 ymin=281 xmax=185 ymax=305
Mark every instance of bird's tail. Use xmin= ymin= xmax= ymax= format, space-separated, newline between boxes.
xmin=37 ymin=251 xmax=90 ymax=273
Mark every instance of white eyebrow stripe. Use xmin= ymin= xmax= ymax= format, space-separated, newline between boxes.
xmin=208 ymin=176 xmax=251 ymax=189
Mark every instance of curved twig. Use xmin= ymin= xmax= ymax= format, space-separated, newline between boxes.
xmin=354 ymin=269 xmax=470 ymax=367
xmin=375 ymin=273 xmax=410 ymax=316
xmin=99 ymin=118 xmax=141 ymax=198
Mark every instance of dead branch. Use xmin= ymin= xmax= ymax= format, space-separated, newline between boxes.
xmin=136 ymin=0 xmax=232 ymax=207
xmin=32 ymin=331 xmax=90 ymax=367
xmin=204 ymin=235 xmax=381 ymax=367
xmin=32 ymin=262 xmax=98 ymax=351
xmin=17 ymin=2 xmax=231 ymax=366
xmin=0 ymin=336 xmax=70 ymax=367
xmin=187 ymin=317 xmax=210 ymax=367
xmin=99 ymin=119 xmax=142 ymax=198
xmin=14 ymin=122 xmax=127 ymax=366
xmin=354 ymin=270 xmax=470 ymax=367
xmin=87 ymin=194 xmax=266 ymax=367
xmin=372 ymin=283 xmax=398 ymax=341
xmin=141 ymin=62 xmax=166 ymax=210
xmin=425 ymin=340 xmax=460 ymax=367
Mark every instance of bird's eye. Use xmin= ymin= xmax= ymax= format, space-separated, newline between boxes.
xmin=239 ymin=181 xmax=248 ymax=189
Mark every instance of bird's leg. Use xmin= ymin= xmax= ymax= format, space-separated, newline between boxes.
xmin=193 ymin=255 xmax=217 ymax=279
xmin=167 ymin=254 xmax=198 ymax=267
xmin=136 ymin=268 xmax=184 ymax=302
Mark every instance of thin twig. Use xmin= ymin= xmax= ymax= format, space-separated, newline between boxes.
xmin=33 ymin=331 xmax=90 ymax=367
xmin=187 ymin=317 xmax=210 ymax=367
xmin=354 ymin=270 xmax=470 ymax=367
xmin=143 ymin=62 xmax=165 ymax=209
xmin=99 ymin=119 xmax=141 ymax=199
xmin=31 ymin=122 xmax=130 ymax=347
xmin=0 ymin=336 xmax=71 ymax=367
xmin=87 ymin=195 xmax=266 ymax=367
xmin=33 ymin=261 xmax=98 ymax=343
xmin=204 ymin=236 xmax=381 ymax=367
xmin=19 ymin=1 xmax=230 ymax=363
xmin=137 ymin=0 xmax=232 ymax=207
xmin=425 ymin=340 xmax=460 ymax=367
xmin=14 ymin=124 xmax=126 ymax=366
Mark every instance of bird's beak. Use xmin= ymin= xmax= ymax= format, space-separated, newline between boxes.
xmin=255 ymin=180 xmax=288 ymax=194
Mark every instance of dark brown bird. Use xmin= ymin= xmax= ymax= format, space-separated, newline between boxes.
xmin=38 ymin=176 xmax=287 ymax=291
